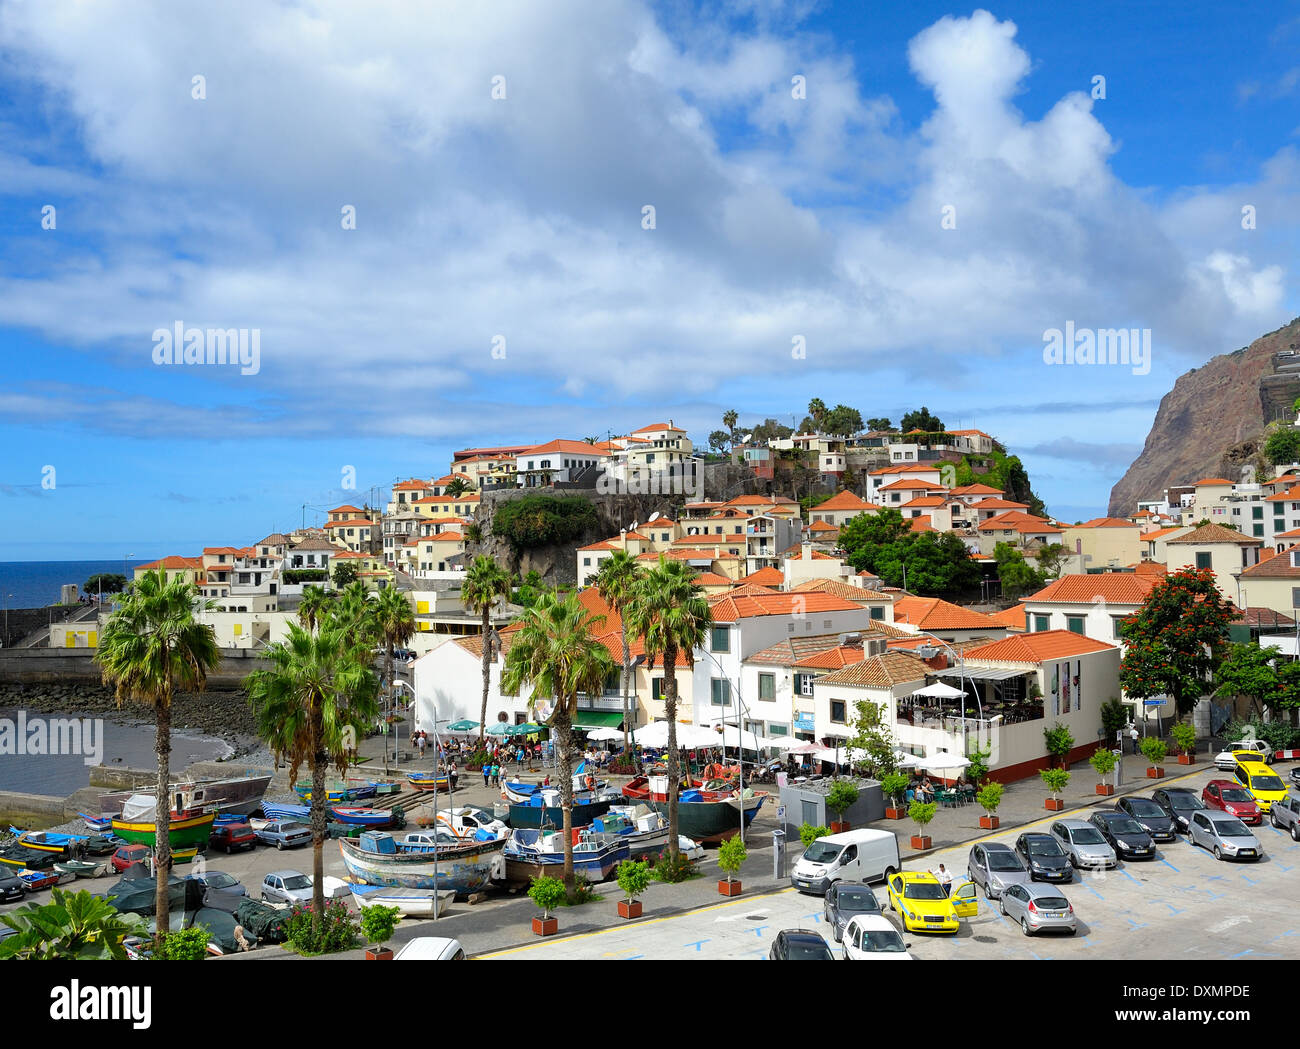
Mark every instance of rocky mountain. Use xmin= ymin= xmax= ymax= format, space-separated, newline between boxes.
xmin=1107 ymin=317 xmax=1300 ymax=517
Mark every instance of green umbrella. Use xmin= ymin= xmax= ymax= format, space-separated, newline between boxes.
xmin=508 ymin=722 xmax=542 ymax=736
xmin=447 ymin=719 xmax=480 ymax=733
xmin=486 ymin=722 xmax=512 ymax=736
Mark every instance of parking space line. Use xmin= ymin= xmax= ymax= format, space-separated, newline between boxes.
xmin=751 ymin=925 xmax=767 ymax=937
xmin=685 ymin=938 xmax=710 ymax=951
xmin=1165 ymin=902 xmax=1184 ymax=915
xmin=1159 ymin=858 xmax=1180 ymax=873
xmin=1239 ymin=873 xmax=1258 ymax=884
xmin=1117 ymin=867 xmax=1140 ymax=883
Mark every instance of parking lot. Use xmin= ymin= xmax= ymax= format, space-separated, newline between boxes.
xmin=482 ymin=765 xmax=1300 ymax=960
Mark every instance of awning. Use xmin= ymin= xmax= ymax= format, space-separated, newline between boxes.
xmin=574 ymin=710 xmax=624 ymax=729
xmin=933 ymin=666 xmax=1027 ymax=682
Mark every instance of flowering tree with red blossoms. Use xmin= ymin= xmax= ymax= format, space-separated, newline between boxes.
xmin=1118 ymin=567 xmax=1234 ymax=716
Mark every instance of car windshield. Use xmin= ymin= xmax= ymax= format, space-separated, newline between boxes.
xmin=862 ymin=929 xmax=907 ymax=952
xmin=803 ymin=842 xmax=841 ymax=864
xmin=205 ymin=873 xmax=236 ymax=888
xmin=986 ymin=852 xmax=1024 ymax=871
xmin=837 ymin=888 xmax=878 ymax=911
xmin=1108 ymin=819 xmax=1144 ymax=835
xmin=282 ymin=823 xmax=309 ymax=833
xmin=903 ymin=882 xmax=948 ymax=900
xmin=1214 ymin=820 xmax=1253 ymax=838
xmin=1220 ymin=788 xmax=1255 ymax=803
xmin=1067 ymin=827 xmax=1106 ymax=844
xmin=1169 ymin=794 xmax=1204 ymax=811
xmin=1127 ymin=800 xmax=1164 ymax=816
xmin=786 ymin=939 xmax=832 ymax=960
xmin=1250 ymin=775 xmax=1285 ymax=791
xmin=1035 ymin=896 xmax=1070 ymax=910
xmin=281 ymin=875 xmax=311 ymax=890
xmin=1026 ymin=839 xmax=1064 ymax=857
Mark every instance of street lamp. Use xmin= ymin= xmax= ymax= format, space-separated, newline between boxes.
xmin=698 ymin=648 xmax=751 ymax=848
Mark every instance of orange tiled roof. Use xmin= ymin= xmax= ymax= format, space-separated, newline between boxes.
xmin=1192 ymin=477 xmax=1233 ymax=486
xmin=1241 ymin=546 xmax=1300 ymax=578
xmin=878 ymin=478 xmax=948 ymax=492
xmin=908 ymin=515 xmax=935 ymax=532
xmin=1166 ymin=523 xmax=1260 ymax=545
xmin=903 ymin=496 xmax=947 ymax=508
xmin=815 ymin=491 xmax=878 ymax=512
xmin=708 ymin=591 xmax=863 ymax=623
xmin=971 ymin=497 xmax=1030 ymax=510
xmin=892 ymin=596 xmax=1001 ymax=631
xmin=137 ymin=555 xmax=204 ymax=571
xmin=519 ymin=438 xmax=611 ymax=457
xmin=1026 ymin=573 xmax=1158 ymax=605
xmin=964 ymin=629 xmax=1117 ymax=664
xmin=977 ymin=511 xmax=1062 ymax=534
xmin=324 ymin=518 xmax=374 ymax=528
xmin=722 ymin=582 xmax=779 ymax=597
xmin=788 ymin=579 xmax=891 ymax=603
xmin=813 ymin=650 xmax=931 ymax=688
xmin=740 ymin=566 xmax=785 ymax=586
xmin=1071 ymin=517 xmax=1139 ymax=529
xmin=949 ymin=483 xmax=1004 ymax=496
xmin=694 ymin=572 xmax=734 ymax=586
xmin=988 ymin=603 xmax=1028 ymax=630
xmin=793 ymin=645 xmax=871 ymax=670
xmin=1140 ymin=527 xmax=1185 ymax=541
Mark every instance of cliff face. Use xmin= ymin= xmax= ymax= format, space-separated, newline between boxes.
xmin=1107 ymin=318 xmax=1300 ymax=516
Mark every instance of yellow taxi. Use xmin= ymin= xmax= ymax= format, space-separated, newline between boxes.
xmin=884 ymin=871 xmax=977 ymax=934
xmin=1234 ymin=762 xmax=1289 ymax=812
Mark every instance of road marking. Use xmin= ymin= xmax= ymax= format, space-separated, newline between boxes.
xmin=1159 ymin=858 xmax=1180 ymax=873
xmin=684 ymin=938 xmax=709 ymax=952
xmin=1240 ymin=873 xmax=1258 ymax=885
xmin=751 ymin=925 xmax=768 ymax=937
xmin=1118 ymin=867 xmax=1140 ymax=883
xmin=1165 ymin=903 xmax=1184 ymax=915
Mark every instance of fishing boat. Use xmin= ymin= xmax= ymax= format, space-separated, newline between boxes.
xmin=347 ymin=883 xmax=454 ymax=916
xmin=506 ymin=787 xmax=611 ymax=830
xmin=503 ymin=764 xmax=608 ymax=804
xmin=501 ymin=828 xmax=630 ymax=884
xmin=345 ymin=779 xmax=378 ymax=800
xmin=53 ymin=859 xmax=106 ymax=879
xmin=16 ymin=831 xmax=89 ymax=857
xmin=261 ymin=801 xmax=311 ymax=822
xmin=98 ymin=774 xmax=272 ymax=817
xmin=328 ymin=806 xmax=393 ymax=827
xmin=621 ymin=774 xmax=767 ymax=843
xmin=171 ymin=846 xmax=200 ymax=864
xmin=18 ymin=868 xmax=66 ymax=891
xmin=592 ymin=805 xmax=671 ymax=859
xmin=80 ymin=813 xmax=114 ymax=833
xmin=406 ymin=772 xmax=453 ymax=793
xmin=372 ymin=780 xmax=402 ymax=796
xmin=110 ymin=795 xmax=216 ymax=849
xmin=294 ymin=784 xmax=351 ymax=803
xmin=338 ymin=830 xmax=505 ymax=895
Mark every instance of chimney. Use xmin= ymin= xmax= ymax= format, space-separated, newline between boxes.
xmin=802 ymin=542 xmax=812 ymax=560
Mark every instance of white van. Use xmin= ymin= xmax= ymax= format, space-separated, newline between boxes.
xmin=790 ymin=829 xmax=901 ymax=894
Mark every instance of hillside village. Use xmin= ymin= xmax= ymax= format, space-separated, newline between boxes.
xmin=60 ymin=411 xmax=1300 ymax=787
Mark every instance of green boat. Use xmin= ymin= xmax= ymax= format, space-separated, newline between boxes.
xmin=110 ymin=795 xmax=215 ymax=849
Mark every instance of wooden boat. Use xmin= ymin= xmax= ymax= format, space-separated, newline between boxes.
xmin=592 ymin=805 xmax=671 ymax=859
xmin=80 ymin=813 xmax=114 ymax=833
xmin=501 ymin=828 xmax=629 ymax=884
xmin=110 ymin=795 xmax=216 ymax=849
xmin=372 ymin=780 xmax=402 ymax=796
xmin=348 ymin=884 xmax=455 ymax=916
xmin=16 ymin=831 xmax=88 ymax=857
xmin=18 ymin=868 xmax=69 ymax=891
xmin=53 ymin=859 xmax=106 ymax=879
xmin=295 ymin=783 xmax=350 ymax=803
xmin=261 ymin=801 xmax=311 ymax=822
xmin=338 ymin=830 xmax=505 ymax=895
xmin=171 ymin=846 xmax=200 ymax=864
xmin=345 ymin=779 xmax=378 ymax=800
xmin=99 ymin=774 xmax=272 ymax=817
xmin=622 ymin=775 xmax=768 ymax=843
xmin=507 ymin=787 xmax=611 ymax=830
xmin=503 ymin=768 xmax=607 ymax=804
xmin=406 ymin=772 xmax=452 ymax=793
xmin=328 ymin=806 xmax=393 ymax=827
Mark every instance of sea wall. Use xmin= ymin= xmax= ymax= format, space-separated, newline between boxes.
xmin=0 ymin=647 xmax=270 ymax=687
xmin=0 ymin=790 xmax=68 ymax=827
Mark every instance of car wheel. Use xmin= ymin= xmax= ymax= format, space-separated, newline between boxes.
xmin=1292 ymin=824 xmax=1300 ymax=843
xmin=277 ymin=841 xmax=285 ymax=851
xmin=1213 ymin=845 xmax=1222 ymax=860
xmin=1272 ymin=810 xmax=1280 ymax=829
xmin=1020 ymin=916 xmax=1031 ymax=936
xmin=999 ymin=898 xmax=1007 ymax=916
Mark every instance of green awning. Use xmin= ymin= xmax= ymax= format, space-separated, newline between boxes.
xmin=574 ymin=711 xmax=624 ymax=728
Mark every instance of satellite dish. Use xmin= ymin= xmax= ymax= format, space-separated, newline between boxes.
xmin=629 ymin=521 xmax=638 ymax=531
xmin=648 ymin=512 xmax=660 ymax=522
xmin=743 ymin=434 xmax=753 ymax=443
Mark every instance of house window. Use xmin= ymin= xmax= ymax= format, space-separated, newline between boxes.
xmin=758 ymin=673 xmax=775 ymax=701
xmin=1034 ymin=615 xmax=1050 ymax=632
xmin=1112 ymin=617 xmax=1125 ymax=639
xmin=795 ymin=673 xmax=815 ymax=696
xmin=870 ymin=606 xmax=885 ymax=620
xmin=651 ymin=678 xmax=664 ymax=704
xmin=583 ymin=557 xmax=591 ymax=567
xmin=830 ymin=700 xmax=847 ymax=724
xmin=1195 ymin=552 xmax=1212 ymax=569
xmin=1253 ymin=506 xmax=1263 ymax=520
xmin=1066 ymin=616 xmax=1085 ymax=635
xmin=711 ymin=626 xmax=730 ymax=652
xmin=710 ymin=678 xmax=731 ymax=706
xmin=1253 ymin=524 xmax=1264 ymax=537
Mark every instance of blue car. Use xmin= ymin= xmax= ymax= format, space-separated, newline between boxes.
xmin=254 ymin=820 xmax=312 ymax=850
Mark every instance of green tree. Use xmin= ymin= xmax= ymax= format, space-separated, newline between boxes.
xmin=493 ymin=495 xmax=598 ymax=552
xmin=502 ymin=592 xmax=616 ymax=888
xmin=1213 ymin=642 xmax=1279 ymax=718
xmin=1264 ymin=428 xmax=1300 ymax=466
xmin=866 ymin=417 xmax=893 ymax=432
xmin=1034 ymin=543 xmax=1068 ymax=580
xmin=594 ymin=550 xmax=643 ymax=754
xmin=823 ymin=404 xmax=864 ymax=436
xmin=900 ymin=407 xmax=943 ymax=433
xmin=717 ymin=835 xmax=747 ymax=885
xmin=750 ymin=418 xmax=794 ymax=443
xmin=844 ymin=699 xmax=897 ymax=777
xmin=807 ymin=398 xmax=827 ymax=428
xmin=1042 ymin=723 xmax=1075 ymax=767
xmin=445 ymin=476 xmax=473 ymax=498
xmin=976 ymin=781 xmax=1004 ymax=818
xmin=0 ymin=889 xmax=146 ymax=960
xmin=1099 ymin=697 xmax=1129 ymax=738
xmin=625 ymin=556 xmax=712 ymax=861
xmin=1120 ymin=567 xmax=1234 ymax=716
xmin=331 ymin=560 xmax=359 ymax=589
xmin=799 ymin=823 xmax=829 ymax=849
xmin=298 ymin=584 xmax=334 ymax=633
xmin=1040 ymin=767 xmax=1070 ymax=800
xmin=840 ymin=509 xmax=981 ymax=597
xmin=83 ymin=572 xmax=126 ymax=596
xmin=994 ymin=542 xmax=1043 ymax=599
xmin=96 ymin=568 xmax=221 ymax=946
xmin=371 ymin=586 xmax=416 ymax=735
xmin=245 ymin=622 xmax=380 ymax=939
xmin=462 ymin=555 xmax=511 ymax=745
xmin=708 ymin=429 xmax=732 ymax=454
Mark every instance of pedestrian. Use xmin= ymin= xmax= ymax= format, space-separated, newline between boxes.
xmin=417 ymin=734 xmax=426 ymax=759
xmin=935 ymin=863 xmax=953 ymax=896
xmin=1129 ymin=727 xmax=1140 ymax=755
xmin=482 ymin=761 xmax=491 ymax=788
xmin=491 ymin=761 xmax=500 ymax=787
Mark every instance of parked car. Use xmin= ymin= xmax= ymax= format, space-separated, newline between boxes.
xmin=1291 ymin=766 xmax=1300 ymax=787
xmin=823 ymin=881 xmax=881 ymax=942
xmin=790 ymin=829 xmax=901 ymax=894
xmin=210 ymin=821 xmax=258 ymax=853
xmin=261 ymin=870 xmax=314 ymax=905
xmin=1202 ymin=780 xmax=1262 ymax=824
xmin=192 ymin=869 xmax=248 ymax=911
xmin=0 ymin=871 xmax=25 ymax=903
xmin=1269 ymin=794 xmax=1300 ymax=840
xmin=1013 ymin=833 xmax=1073 ymax=882
xmin=884 ymin=871 xmax=975 ymax=934
xmin=1187 ymin=811 xmax=1261 ymax=861
xmin=255 ymin=820 xmax=312 ymax=850
xmin=1088 ymin=811 xmax=1156 ymax=859
xmin=768 ymin=929 xmax=835 ymax=960
xmin=1214 ymin=741 xmax=1271 ymax=770
xmin=1151 ymin=787 xmax=1207 ymax=833
xmin=841 ymin=914 xmax=913 ymax=960
xmin=1049 ymin=820 xmax=1117 ymax=870
xmin=110 ymin=843 xmax=152 ymax=873
xmin=1233 ymin=762 xmax=1289 ymax=813
xmin=1114 ymin=796 xmax=1178 ymax=842
xmin=998 ymin=882 xmax=1078 ymax=936
xmin=393 ymin=936 xmax=467 ymax=960
xmin=967 ymin=841 xmax=1031 ymax=900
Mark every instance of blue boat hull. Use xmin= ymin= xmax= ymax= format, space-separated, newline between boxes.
xmin=502 ymin=840 xmax=629 ymax=883
xmin=338 ymin=836 xmax=505 ymax=894
xmin=261 ymin=802 xmax=310 ymax=822
xmin=507 ymin=800 xmax=611 ymax=830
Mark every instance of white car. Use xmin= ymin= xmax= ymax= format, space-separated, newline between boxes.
xmin=1215 ymin=741 xmax=1271 ymax=770
xmin=393 ymin=936 xmax=467 ymax=960
xmin=841 ymin=914 xmax=913 ymax=960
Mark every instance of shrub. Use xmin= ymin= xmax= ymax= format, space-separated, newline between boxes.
xmin=359 ymin=903 xmax=401 ymax=945
xmin=527 ymin=875 xmax=567 ymax=920
xmin=283 ymin=568 xmax=329 ymax=584
xmin=0 ymin=889 xmax=145 ymax=960
xmin=283 ymin=900 xmax=360 ymax=956
xmin=799 ymin=823 xmax=830 ymax=850
xmin=825 ymin=781 xmax=859 ymax=821
xmin=880 ymin=773 xmax=911 ymax=805
xmin=1170 ymin=722 xmax=1196 ymax=756
xmin=156 ymin=925 xmax=211 ymax=961
xmin=1099 ymin=698 xmax=1128 ymax=737
xmin=976 ymin=781 xmax=1004 ymax=816
xmin=908 ymin=800 xmax=937 ymax=835
xmin=615 ymin=860 xmax=652 ymax=904
xmin=965 ymin=745 xmax=991 ymax=786
xmin=1089 ymin=749 xmax=1117 ymax=778
xmin=1042 ymin=723 xmax=1075 ymax=766
xmin=494 ymin=495 xmax=599 ymax=551
xmin=652 ymin=849 xmax=697 ymax=884
xmin=567 ymin=873 xmax=598 ymax=905
xmin=717 ymin=836 xmax=747 ymax=884
xmin=1040 ymin=767 xmax=1070 ymax=798
xmin=1139 ymin=737 xmax=1167 ymax=765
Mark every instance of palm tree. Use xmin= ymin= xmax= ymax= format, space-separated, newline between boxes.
xmin=808 ymin=398 xmax=826 ymax=429
xmin=594 ymin=551 xmax=643 ymax=754
xmin=245 ymin=623 xmax=379 ymax=935
xmin=722 ymin=409 xmax=739 ymax=447
xmin=462 ymin=555 xmax=510 ymax=743
xmin=298 ymin=585 xmax=333 ymax=633
xmin=501 ymin=591 xmax=615 ymax=887
xmin=371 ymin=586 xmax=416 ymax=756
xmin=624 ymin=556 xmax=712 ymax=860
xmin=96 ymin=569 xmax=221 ymax=944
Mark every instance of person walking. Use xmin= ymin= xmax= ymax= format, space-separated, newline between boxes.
xmin=482 ymin=760 xmax=491 ymax=788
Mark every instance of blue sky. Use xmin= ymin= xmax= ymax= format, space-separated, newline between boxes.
xmin=1 ymin=0 xmax=1297 ymax=560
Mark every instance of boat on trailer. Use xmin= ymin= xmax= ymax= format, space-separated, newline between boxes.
xmin=338 ymin=830 xmax=505 ymax=895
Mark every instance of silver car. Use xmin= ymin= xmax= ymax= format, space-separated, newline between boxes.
xmin=998 ymin=882 xmax=1078 ymax=936
xmin=261 ymin=870 xmax=313 ymax=905
xmin=967 ymin=842 xmax=1031 ymax=900
xmin=1050 ymin=819 xmax=1117 ymax=870
xmin=1269 ymin=793 xmax=1300 ymax=841
xmin=1188 ymin=811 xmax=1262 ymax=861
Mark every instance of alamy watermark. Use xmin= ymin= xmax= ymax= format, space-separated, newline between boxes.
xmin=1042 ymin=322 xmax=1150 ymax=376
xmin=152 ymin=321 xmax=261 ymax=375
xmin=595 ymin=465 xmax=703 ymax=499
xmin=0 ymin=710 xmax=103 ymax=765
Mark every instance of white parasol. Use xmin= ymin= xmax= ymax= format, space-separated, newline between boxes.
xmin=911 ymin=682 xmax=967 ymax=699
xmin=631 ymin=721 xmax=721 ymax=750
xmin=916 ymin=750 xmax=971 ymax=773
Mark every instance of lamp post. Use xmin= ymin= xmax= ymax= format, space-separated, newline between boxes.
xmin=699 ymin=648 xmax=751 ymax=848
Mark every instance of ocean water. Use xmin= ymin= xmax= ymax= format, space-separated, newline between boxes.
xmin=0 ymin=560 xmax=152 ymax=609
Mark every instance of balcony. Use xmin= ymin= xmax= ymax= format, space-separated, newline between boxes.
xmin=576 ymin=693 xmax=629 ymax=711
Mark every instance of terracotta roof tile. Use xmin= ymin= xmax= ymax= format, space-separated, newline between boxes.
xmin=1026 ymin=573 xmax=1158 ymax=605
xmin=1167 ymin=523 xmax=1261 ymax=545
xmin=814 ymin=650 xmax=931 ymax=688
xmin=892 ymin=596 xmax=1002 ymax=630
xmin=964 ymin=629 xmax=1117 ymax=663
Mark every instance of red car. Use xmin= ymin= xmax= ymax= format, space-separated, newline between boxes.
xmin=110 ymin=844 xmax=152 ymax=873
xmin=1202 ymin=780 xmax=1261 ymax=824
xmin=210 ymin=822 xmax=257 ymax=853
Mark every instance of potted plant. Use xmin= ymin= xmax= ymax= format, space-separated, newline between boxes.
xmin=825 ymin=781 xmax=858 ymax=833
xmin=1040 ymin=767 xmax=1070 ymax=811
xmin=908 ymin=800 xmax=937 ymax=850
xmin=1140 ymin=737 xmax=1168 ymax=779
xmin=965 ymin=745 xmax=991 ymax=786
xmin=615 ymin=859 xmax=651 ymax=919
xmin=1089 ymin=748 xmax=1117 ymax=795
xmin=798 ymin=823 xmax=830 ymax=850
xmin=717 ymin=835 xmax=747 ymax=897
xmin=1170 ymin=722 xmax=1196 ymax=765
xmin=1042 ymin=723 xmax=1075 ymax=769
xmin=359 ymin=903 xmax=401 ymax=961
xmin=527 ymin=875 xmax=566 ymax=936
xmin=976 ymin=781 xmax=1003 ymax=830
xmin=880 ymin=773 xmax=911 ymax=820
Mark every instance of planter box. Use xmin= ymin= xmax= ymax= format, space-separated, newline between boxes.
xmin=884 ymin=807 xmax=907 ymax=820
xmin=830 ymin=821 xmax=850 ymax=834
xmin=1095 ymin=784 xmax=1115 ymax=796
xmin=979 ymin=815 xmax=999 ymax=830
xmin=364 ymin=946 xmax=394 ymax=961
xmin=1146 ymin=767 xmax=1165 ymax=779
xmin=617 ymin=900 xmax=642 ymax=919
xmin=1045 ymin=798 xmax=1065 ymax=811
xmin=910 ymin=835 xmax=932 ymax=850
xmin=1177 ymin=755 xmax=1193 ymax=765
xmin=532 ymin=916 xmax=558 ymax=937
xmin=718 ymin=880 xmax=743 ymax=897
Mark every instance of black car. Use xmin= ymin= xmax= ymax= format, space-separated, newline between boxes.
xmin=822 ymin=882 xmax=881 ymax=943
xmin=0 ymin=871 xmax=24 ymax=904
xmin=191 ymin=870 xmax=248 ymax=912
xmin=1152 ymin=787 xmax=1207 ymax=833
xmin=769 ymin=930 xmax=835 ymax=960
xmin=1290 ymin=766 xmax=1300 ymax=787
xmin=1013 ymin=833 xmax=1073 ymax=882
xmin=1114 ymin=796 xmax=1178 ymax=842
xmin=1088 ymin=811 xmax=1156 ymax=859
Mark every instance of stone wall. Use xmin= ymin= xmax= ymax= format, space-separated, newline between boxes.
xmin=0 ymin=605 xmax=84 ymax=648
xmin=0 ymin=647 xmax=269 ymax=688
